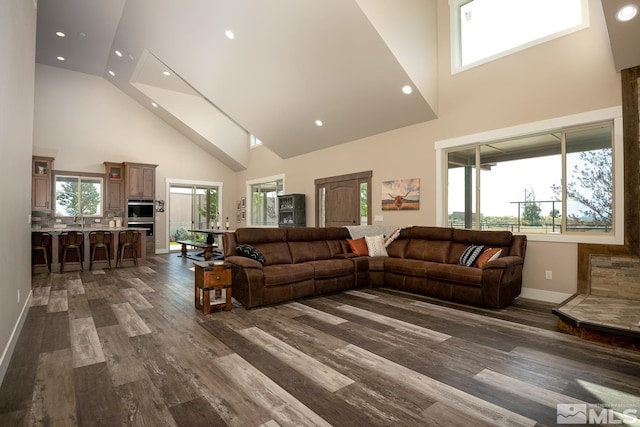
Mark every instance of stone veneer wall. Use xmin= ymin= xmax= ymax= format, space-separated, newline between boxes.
xmin=577 ymin=67 xmax=640 ymax=295
xmin=590 ymin=255 xmax=640 ymax=300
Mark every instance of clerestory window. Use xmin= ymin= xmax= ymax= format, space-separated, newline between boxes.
xmin=450 ymin=0 xmax=588 ymax=72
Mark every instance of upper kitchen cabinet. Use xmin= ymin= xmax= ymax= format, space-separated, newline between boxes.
xmin=125 ymin=162 xmax=157 ymax=200
xmin=32 ymin=156 xmax=54 ymax=212
xmin=104 ymin=162 xmax=125 ymax=211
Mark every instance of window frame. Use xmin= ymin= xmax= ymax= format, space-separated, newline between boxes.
xmin=435 ymin=106 xmax=624 ymax=245
xmin=449 ymin=0 xmax=590 ymax=74
xmin=53 ymin=170 xmax=105 ymax=218
xmin=246 ymin=174 xmax=285 ymax=227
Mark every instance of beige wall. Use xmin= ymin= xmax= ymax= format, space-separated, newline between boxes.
xmin=32 ymin=65 xmax=238 ymax=253
xmin=235 ymin=0 xmax=622 ymax=301
xmin=0 ymin=0 xmax=37 ymax=383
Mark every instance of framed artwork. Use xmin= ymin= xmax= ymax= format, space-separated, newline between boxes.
xmin=382 ymin=178 xmax=420 ymax=210
xmin=236 ymin=212 xmax=241 ymax=223
xmin=241 ymin=197 xmax=246 ymax=208
xmin=236 ymin=200 xmax=241 ymax=210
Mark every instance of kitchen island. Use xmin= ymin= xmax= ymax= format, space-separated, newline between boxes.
xmin=31 ymin=226 xmax=147 ymax=272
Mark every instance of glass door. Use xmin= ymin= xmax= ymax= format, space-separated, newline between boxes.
xmin=169 ymin=184 xmax=219 ymax=251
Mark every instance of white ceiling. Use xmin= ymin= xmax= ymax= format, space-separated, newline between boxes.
xmin=34 ymin=0 xmax=638 ymax=170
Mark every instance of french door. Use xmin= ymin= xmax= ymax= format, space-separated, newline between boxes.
xmin=169 ymin=183 xmax=219 ymax=251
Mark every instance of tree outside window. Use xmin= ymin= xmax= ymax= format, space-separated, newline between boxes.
xmin=55 ymin=176 xmax=103 ymax=217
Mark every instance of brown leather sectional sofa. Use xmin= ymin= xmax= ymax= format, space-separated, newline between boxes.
xmin=222 ymin=226 xmax=527 ymax=309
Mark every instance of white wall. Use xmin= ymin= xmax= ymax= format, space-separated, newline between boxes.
xmin=33 ymin=65 xmax=238 ymax=253
xmin=234 ymin=0 xmax=621 ymax=302
xmin=0 ymin=0 xmax=37 ymax=384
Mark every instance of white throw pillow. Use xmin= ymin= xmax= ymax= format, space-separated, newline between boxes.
xmin=365 ymin=235 xmax=388 ymax=257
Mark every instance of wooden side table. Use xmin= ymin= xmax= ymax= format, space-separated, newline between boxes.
xmin=194 ymin=261 xmax=232 ymax=314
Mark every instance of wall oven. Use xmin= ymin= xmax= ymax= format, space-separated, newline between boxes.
xmin=127 ymin=200 xmax=154 ymax=219
xmin=127 ymin=221 xmax=154 ymax=237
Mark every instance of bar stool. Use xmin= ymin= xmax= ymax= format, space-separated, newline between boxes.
xmin=89 ymin=231 xmax=111 ymax=270
xmin=117 ymin=230 xmax=139 ymax=267
xmin=60 ymin=230 xmax=84 ymax=273
xmin=32 ymin=232 xmax=51 ymax=273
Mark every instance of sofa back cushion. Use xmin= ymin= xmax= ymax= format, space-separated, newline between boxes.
xmin=325 ymin=227 xmax=351 ymax=257
xmin=508 ymin=234 xmax=527 ymax=258
xmin=403 ymin=226 xmax=453 ymax=263
xmin=405 ymin=240 xmax=452 ymax=263
xmin=285 ymin=227 xmax=330 ymax=263
xmin=289 ymin=241 xmax=332 ymax=262
xmin=236 ymin=227 xmax=287 ymax=244
xmin=234 ymin=228 xmax=292 ymax=265
xmin=447 ymin=229 xmax=512 ymax=265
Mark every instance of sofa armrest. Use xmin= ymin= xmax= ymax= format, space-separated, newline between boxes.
xmin=481 ymin=256 xmax=525 ymax=307
xmin=481 ymin=255 xmax=524 ymax=271
xmin=224 ymin=255 xmax=264 ymax=269
xmin=224 ymin=255 xmax=265 ymax=308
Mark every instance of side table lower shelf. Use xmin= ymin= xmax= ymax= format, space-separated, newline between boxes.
xmin=194 ymin=261 xmax=232 ymax=314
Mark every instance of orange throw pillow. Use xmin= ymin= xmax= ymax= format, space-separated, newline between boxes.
xmin=347 ymin=238 xmax=369 ymax=256
xmin=476 ymin=248 xmax=502 ymax=268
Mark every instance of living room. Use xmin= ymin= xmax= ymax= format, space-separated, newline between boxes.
xmin=2 ymin=0 xmax=640 ymax=424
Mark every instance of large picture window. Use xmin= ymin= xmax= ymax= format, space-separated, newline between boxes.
xmin=446 ymin=123 xmax=612 ymax=235
xmin=436 ymin=107 xmax=623 ymax=244
xmin=55 ymin=174 xmax=103 ymax=218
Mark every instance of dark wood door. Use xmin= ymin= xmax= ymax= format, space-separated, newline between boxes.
xmin=325 ymin=180 xmax=360 ymax=226
xmin=316 ymin=170 xmax=371 ymax=227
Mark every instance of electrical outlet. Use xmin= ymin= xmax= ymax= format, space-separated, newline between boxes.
xmin=545 ymin=270 xmax=553 ymax=280
xmin=375 ymin=215 xmax=383 ymax=222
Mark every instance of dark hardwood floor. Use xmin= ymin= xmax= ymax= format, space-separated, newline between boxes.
xmin=2 ymin=253 xmax=640 ymax=426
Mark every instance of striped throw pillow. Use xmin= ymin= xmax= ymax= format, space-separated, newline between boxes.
xmin=459 ymin=244 xmax=485 ymax=267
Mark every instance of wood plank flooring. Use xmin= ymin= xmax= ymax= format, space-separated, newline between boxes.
xmin=2 ymin=254 xmax=640 ymax=426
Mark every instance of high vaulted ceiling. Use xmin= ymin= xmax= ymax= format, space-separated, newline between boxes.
xmin=35 ymin=0 xmax=438 ymax=170
xmin=35 ymin=1 xmax=639 ymax=171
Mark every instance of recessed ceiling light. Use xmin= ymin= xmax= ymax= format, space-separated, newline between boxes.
xmin=225 ymin=30 xmax=235 ymax=40
xmin=108 ymin=70 xmax=115 ymax=77
xmin=55 ymin=31 xmax=65 ymax=37
xmin=56 ymin=56 xmax=65 ymax=61
xmin=151 ymin=102 xmax=158 ymax=108
xmin=114 ymin=50 xmax=122 ymax=57
xmin=315 ymin=120 xmax=323 ymax=127
xmin=78 ymin=32 xmax=86 ymax=37
xmin=402 ymin=85 xmax=413 ymax=95
xmin=162 ymin=71 xmax=171 ymax=76
xmin=617 ymin=5 xmax=638 ymax=21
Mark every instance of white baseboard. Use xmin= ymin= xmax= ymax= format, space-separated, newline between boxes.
xmin=520 ymin=287 xmax=573 ymax=304
xmin=0 ymin=289 xmax=33 ymax=385
xmin=155 ymin=248 xmax=169 ymax=254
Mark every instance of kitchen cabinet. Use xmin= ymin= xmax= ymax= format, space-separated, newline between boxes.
xmin=125 ymin=162 xmax=157 ymax=200
xmin=32 ymin=156 xmax=54 ymax=212
xmin=104 ymin=162 xmax=124 ymax=212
